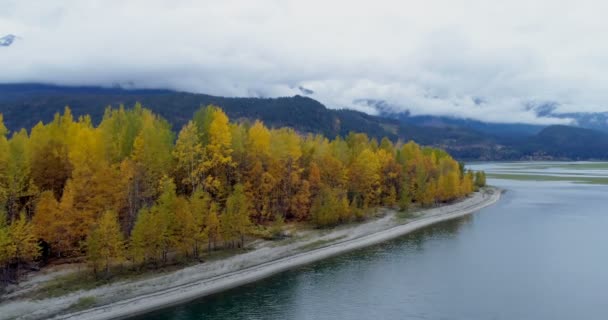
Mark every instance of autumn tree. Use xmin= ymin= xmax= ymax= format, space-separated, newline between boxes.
xmin=129 ymin=207 xmax=153 ymax=267
xmin=311 ymin=186 xmax=350 ymax=228
xmin=66 ymin=119 xmax=127 ymax=242
xmin=0 ymin=210 xmax=14 ymax=283
xmin=29 ymin=109 xmax=74 ymax=199
xmin=173 ymin=121 xmax=204 ymax=194
xmin=244 ymin=121 xmax=273 ymax=222
xmin=222 ymin=184 xmax=252 ymax=248
xmin=129 ymin=109 xmax=174 ymax=212
xmin=268 ymin=128 xmax=303 ymax=219
xmin=98 ymin=104 xmax=143 ymax=163
xmin=87 ymin=210 xmax=124 ymax=277
xmin=9 ymin=212 xmax=40 ymax=282
xmin=348 ymin=149 xmax=380 ymax=207
xmin=0 ymin=115 xmax=9 ymax=211
xmin=32 ymin=191 xmax=65 ymax=256
xmin=205 ymin=203 xmax=221 ymax=251
xmin=202 ymin=108 xmax=234 ymax=202
xmin=1 ymin=104 xmax=479 ymax=272
xmin=172 ymin=196 xmax=197 ymax=258
xmin=189 ymin=189 xmax=211 ymax=257
xmin=0 ymin=128 xmax=34 ymax=220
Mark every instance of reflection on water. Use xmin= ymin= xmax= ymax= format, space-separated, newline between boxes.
xmin=133 ymin=162 xmax=608 ymax=320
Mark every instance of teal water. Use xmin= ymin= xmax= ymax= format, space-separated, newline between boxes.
xmin=132 ymin=162 xmax=608 ymax=320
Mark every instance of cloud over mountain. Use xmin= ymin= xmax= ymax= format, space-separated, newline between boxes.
xmin=2 ymin=0 xmax=608 ymax=124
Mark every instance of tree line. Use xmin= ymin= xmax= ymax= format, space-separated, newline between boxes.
xmin=0 ymin=104 xmax=486 ymax=282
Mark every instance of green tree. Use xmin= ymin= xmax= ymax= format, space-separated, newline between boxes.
xmin=475 ymin=171 xmax=487 ymax=188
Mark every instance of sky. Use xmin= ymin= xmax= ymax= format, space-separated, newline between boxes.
xmin=2 ymin=0 xmax=608 ymax=124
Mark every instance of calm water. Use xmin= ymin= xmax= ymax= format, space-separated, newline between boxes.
xmin=133 ymin=162 xmax=608 ymax=320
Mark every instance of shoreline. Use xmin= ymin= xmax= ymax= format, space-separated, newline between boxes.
xmin=1 ymin=187 xmax=501 ymax=320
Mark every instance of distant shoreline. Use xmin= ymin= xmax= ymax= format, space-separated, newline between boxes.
xmin=40 ymin=187 xmax=501 ymax=320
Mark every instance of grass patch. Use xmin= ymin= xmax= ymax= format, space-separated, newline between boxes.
xmin=396 ymin=209 xmax=415 ymax=220
xmin=33 ymin=272 xmax=103 ymax=299
xmin=68 ymin=296 xmax=97 ymax=311
xmin=297 ymin=235 xmax=348 ymax=252
xmin=487 ymin=173 xmax=608 ymax=184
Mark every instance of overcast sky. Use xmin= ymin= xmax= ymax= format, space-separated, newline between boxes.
xmin=2 ymin=0 xmax=608 ymax=124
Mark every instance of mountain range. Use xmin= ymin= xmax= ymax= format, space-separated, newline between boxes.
xmin=0 ymin=35 xmax=16 ymax=47
xmin=1 ymin=83 xmax=608 ymax=160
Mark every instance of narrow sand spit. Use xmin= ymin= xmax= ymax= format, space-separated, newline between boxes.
xmin=0 ymin=187 xmax=501 ymax=320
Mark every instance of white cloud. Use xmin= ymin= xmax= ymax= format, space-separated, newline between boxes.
xmin=2 ymin=0 xmax=608 ymax=124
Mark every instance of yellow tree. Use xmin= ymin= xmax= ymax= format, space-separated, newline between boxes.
xmin=0 ymin=211 xmax=15 ymax=277
xmin=86 ymin=210 xmax=125 ymax=277
xmin=9 ymin=212 xmax=40 ymax=282
xmin=129 ymin=176 xmax=179 ymax=266
xmin=202 ymin=109 xmax=234 ymax=201
xmin=98 ymin=105 xmax=144 ymax=163
xmin=247 ymin=120 xmax=271 ymax=159
xmin=5 ymin=129 xmax=34 ymax=220
xmin=68 ymin=122 xmax=127 ymax=236
xmin=57 ymin=183 xmax=85 ymax=256
xmin=28 ymin=109 xmax=74 ymax=199
xmin=153 ymin=176 xmax=178 ymax=264
xmin=0 ymin=115 xmax=9 ymax=209
xmin=172 ymin=196 xmax=197 ymax=258
xmin=291 ymin=180 xmax=311 ymax=221
xmin=173 ymin=121 xmax=204 ymax=193
xmin=129 ymin=207 xmax=153 ymax=266
xmin=222 ymin=184 xmax=252 ymax=248
xmin=130 ymin=109 xmax=174 ymax=209
xmin=269 ymin=128 xmax=303 ymax=218
xmin=348 ymin=149 xmax=380 ymax=207
xmin=205 ymin=203 xmax=221 ymax=251
xmin=32 ymin=191 xmax=62 ymax=255
xmin=461 ymin=171 xmax=474 ymax=195
xmin=245 ymin=160 xmax=272 ymax=223
xmin=230 ymin=123 xmax=247 ymax=182
xmin=310 ymin=186 xmax=350 ymax=228
xmin=189 ymin=189 xmax=211 ymax=257
xmin=307 ymin=162 xmax=322 ymax=196
xmin=377 ymin=149 xmax=402 ymax=206
xmin=244 ymin=121 xmax=273 ymax=221
xmin=419 ymin=180 xmax=438 ymax=206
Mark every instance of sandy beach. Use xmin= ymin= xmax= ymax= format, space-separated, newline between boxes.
xmin=0 ymin=187 xmax=501 ymax=320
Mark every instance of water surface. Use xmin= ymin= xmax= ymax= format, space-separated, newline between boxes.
xmin=134 ymin=162 xmax=608 ymax=320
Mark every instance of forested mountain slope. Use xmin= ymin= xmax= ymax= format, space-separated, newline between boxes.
xmin=2 ymin=83 xmax=608 ymax=160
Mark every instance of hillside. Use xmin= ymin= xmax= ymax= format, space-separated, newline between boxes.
xmin=1 ymin=83 xmax=608 ymax=160
xmin=520 ymin=125 xmax=608 ymax=160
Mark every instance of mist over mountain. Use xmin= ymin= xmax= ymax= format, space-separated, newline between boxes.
xmin=2 ymin=83 xmax=608 ymax=160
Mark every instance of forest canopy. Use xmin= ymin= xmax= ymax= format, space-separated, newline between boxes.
xmin=0 ymin=104 xmax=484 ymax=282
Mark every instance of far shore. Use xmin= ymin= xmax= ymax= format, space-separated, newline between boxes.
xmin=0 ymin=187 xmax=501 ymax=320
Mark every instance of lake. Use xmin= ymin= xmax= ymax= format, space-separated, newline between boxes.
xmin=133 ymin=162 xmax=608 ymax=320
